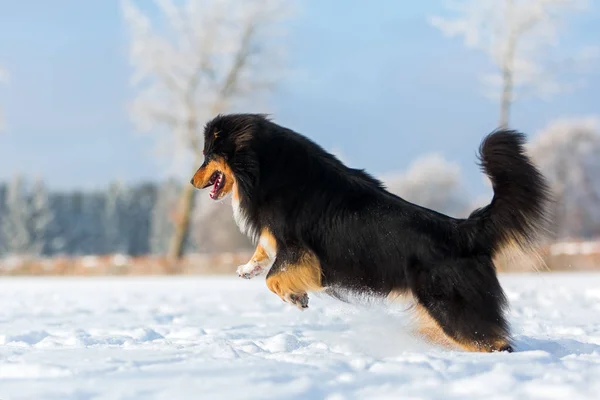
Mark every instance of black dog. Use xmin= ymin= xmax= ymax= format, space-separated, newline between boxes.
xmin=191 ymin=113 xmax=550 ymax=352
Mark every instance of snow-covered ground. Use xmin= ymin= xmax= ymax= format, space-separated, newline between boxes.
xmin=0 ymin=273 xmax=599 ymax=400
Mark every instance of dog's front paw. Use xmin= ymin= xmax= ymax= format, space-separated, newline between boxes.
xmin=284 ymin=292 xmax=309 ymax=310
xmin=236 ymin=261 xmax=264 ymax=279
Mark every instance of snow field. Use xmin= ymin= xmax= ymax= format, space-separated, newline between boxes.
xmin=0 ymin=273 xmax=599 ymax=399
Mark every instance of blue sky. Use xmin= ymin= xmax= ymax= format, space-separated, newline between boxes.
xmin=0 ymin=0 xmax=598 ymax=197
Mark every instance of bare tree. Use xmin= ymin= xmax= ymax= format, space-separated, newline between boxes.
xmin=123 ymin=0 xmax=294 ymax=267
xmin=430 ymin=0 xmax=597 ymax=128
xmin=382 ymin=154 xmax=470 ymax=217
xmin=1 ymin=175 xmax=32 ymax=256
xmin=29 ymin=179 xmax=57 ymax=256
xmin=529 ymin=117 xmax=600 ymax=239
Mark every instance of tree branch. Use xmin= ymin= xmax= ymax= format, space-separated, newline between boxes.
xmin=219 ymin=20 xmax=258 ymax=100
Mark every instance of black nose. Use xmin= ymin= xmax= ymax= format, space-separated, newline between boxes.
xmin=190 ymin=178 xmax=195 ymax=186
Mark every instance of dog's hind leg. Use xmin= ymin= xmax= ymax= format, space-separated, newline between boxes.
xmin=265 ymin=248 xmax=323 ymax=310
xmin=412 ymin=303 xmax=512 ymax=352
xmin=237 ymin=229 xmax=277 ymax=279
xmin=411 ymin=259 xmax=513 ymax=353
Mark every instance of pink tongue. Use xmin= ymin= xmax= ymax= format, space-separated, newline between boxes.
xmin=210 ymin=179 xmax=219 ymax=199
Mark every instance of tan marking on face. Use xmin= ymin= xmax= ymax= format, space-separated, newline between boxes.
xmin=266 ymin=251 xmax=323 ymax=302
xmin=191 ymin=156 xmax=235 ymax=200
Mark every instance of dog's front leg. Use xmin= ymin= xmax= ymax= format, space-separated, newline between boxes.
xmin=236 ymin=229 xmax=277 ymax=279
xmin=265 ymin=250 xmax=323 ymax=310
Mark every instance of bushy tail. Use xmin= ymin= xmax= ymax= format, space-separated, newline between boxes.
xmin=467 ymin=129 xmax=552 ymax=259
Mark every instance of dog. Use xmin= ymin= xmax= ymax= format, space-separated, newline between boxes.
xmin=190 ymin=113 xmax=550 ymax=353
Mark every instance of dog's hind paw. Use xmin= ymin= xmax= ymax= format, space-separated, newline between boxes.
xmin=285 ymin=292 xmax=309 ymax=310
xmin=236 ymin=261 xmax=264 ymax=279
xmin=498 ymin=345 xmax=514 ymax=353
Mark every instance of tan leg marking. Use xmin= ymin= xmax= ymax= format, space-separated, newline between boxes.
xmin=386 ymin=291 xmax=457 ymax=350
xmin=412 ymin=304 xmax=462 ymax=350
xmin=412 ymin=304 xmax=510 ymax=353
xmin=236 ymin=229 xmax=277 ymax=279
xmin=266 ymin=251 xmax=323 ymax=310
xmin=387 ymin=290 xmax=511 ymax=352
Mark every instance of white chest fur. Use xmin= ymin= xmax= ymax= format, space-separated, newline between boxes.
xmin=231 ymin=194 xmax=256 ymax=240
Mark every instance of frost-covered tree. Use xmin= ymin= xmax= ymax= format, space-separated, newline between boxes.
xmin=430 ymin=0 xmax=598 ymax=128
xmin=51 ymin=192 xmax=77 ymax=254
xmin=382 ymin=154 xmax=469 ymax=217
xmin=28 ymin=179 xmax=57 ymax=256
xmin=529 ymin=116 xmax=600 ymax=239
xmin=45 ymin=193 xmax=66 ymax=256
xmin=124 ymin=183 xmax=156 ymax=256
xmin=67 ymin=192 xmax=105 ymax=255
xmin=123 ymin=0 xmax=295 ymax=265
xmin=1 ymin=176 xmax=32 ymax=255
xmin=150 ymin=179 xmax=180 ymax=255
xmin=104 ymin=181 xmax=128 ymax=253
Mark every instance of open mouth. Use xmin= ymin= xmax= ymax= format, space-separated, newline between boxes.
xmin=204 ymin=171 xmax=225 ymax=200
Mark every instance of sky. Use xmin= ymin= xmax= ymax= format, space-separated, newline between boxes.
xmin=0 ymin=0 xmax=598 ymax=197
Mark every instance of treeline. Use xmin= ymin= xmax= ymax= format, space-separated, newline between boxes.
xmin=0 ymin=177 xmax=251 ymax=257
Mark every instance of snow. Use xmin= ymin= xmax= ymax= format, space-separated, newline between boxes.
xmin=1 ymin=273 xmax=600 ymax=399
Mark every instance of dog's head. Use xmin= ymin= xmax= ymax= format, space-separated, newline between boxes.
xmin=190 ymin=113 xmax=262 ymax=200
